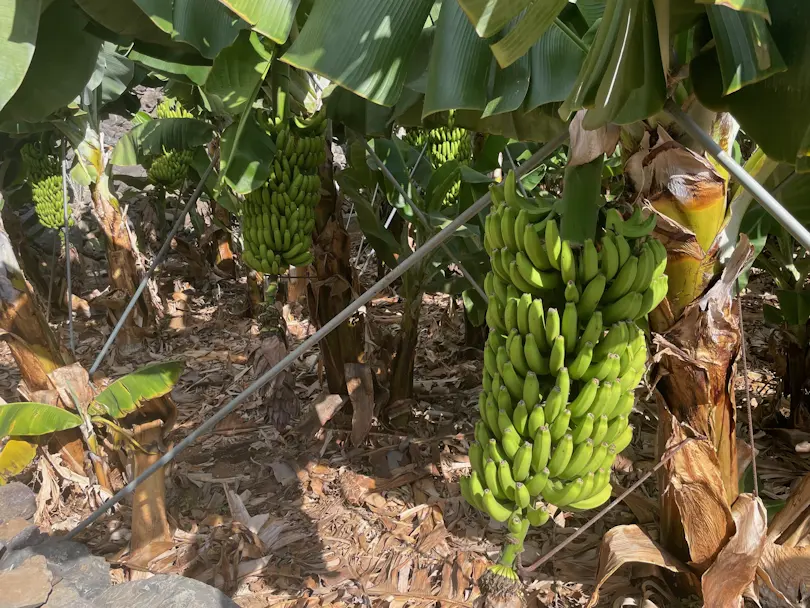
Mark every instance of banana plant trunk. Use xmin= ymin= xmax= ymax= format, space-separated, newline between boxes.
xmin=0 ymin=215 xmax=86 ymax=473
xmin=389 ymin=278 xmax=423 ymax=407
xmin=629 ymin=118 xmax=744 ymax=576
xmin=308 ymin=135 xmax=365 ymax=394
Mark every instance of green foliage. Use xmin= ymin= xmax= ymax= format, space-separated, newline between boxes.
xmin=90 ymin=361 xmax=184 ymax=418
xmin=0 ymin=0 xmax=40 ymax=114
xmin=111 ymin=117 xmax=213 ymax=166
xmin=0 ymin=403 xmax=82 ymax=437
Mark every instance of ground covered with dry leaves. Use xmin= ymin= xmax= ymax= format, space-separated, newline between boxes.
xmin=1 ymin=250 xmax=806 ymax=607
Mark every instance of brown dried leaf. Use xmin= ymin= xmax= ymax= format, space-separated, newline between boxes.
xmin=568 ymin=110 xmax=620 ymax=166
xmin=756 ymin=541 xmax=810 ymax=607
xmin=296 ymin=393 xmax=347 ymax=435
xmin=701 ymin=494 xmax=767 ymax=608
xmin=586 ymin=525 xmax=694 ymax=608
xmin=346 ymin=362 xmax=374 ymax=447
xmin=49 ymin=363 xmax=93 ymax=409
xmin=767 ymin=472 xmax=810 ymax=546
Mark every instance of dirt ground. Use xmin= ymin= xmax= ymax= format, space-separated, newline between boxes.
xmin=1 ymin=235 xmax=807 ymax=607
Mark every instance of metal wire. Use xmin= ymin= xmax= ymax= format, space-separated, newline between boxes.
xmin=666 ymin=101 xmax=810 ymax=252
xmin=61 ymin=141 xmax=74 ymax=354
xmin=89 ymin=153 xmax=219 ymax=374
xmin=522 ymin=436 xmax=696 ymax=573
xmin=63 ymin=136 xmax=568 ymax=540
xmin=362 ymin=139 xmax=487 ymax=300
xmin=737 ymin=288 xmax=759 ymax=497
xmin=46 ymin=240 xmax=58 ymax=324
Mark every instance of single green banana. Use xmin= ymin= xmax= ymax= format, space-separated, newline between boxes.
xmin=603 ymin=256 xmax=638 ymax=303
xmin=549 ymin=335 xmax=566 ymax=375
xmin=611 ymin=424 xmax=634 ymax=453
xmin=619 ymin=365 xmax=645 ymax=393
xmin=512 ymin=442 xmax=532 ymax=481
xmin=638 ymin=274 xmax=668 ymax=317
xmin=579 ymin=311 xmax=604 ymax=349
xmin=531 ymin=425 xmax=551 ymax=472
xmin=603 ymin=353 xmax=622 ymax=383
xmin=584 ymin=442 xmax=609 ymax=475
xmin=560 ymin=438 xmax=594 ymax=479
xmin=561 ymin=303 xmax=578 ymax=354
xmin=524 ymin=334 xmax=550 ymax=376
xmin=501 ymin=427 xmax=521 ymax=459
xmin=568 ymin=341 xmax=594 ymax=380
xmin=492 ymin=274 xmax=508 ymax=308
xmin=581 ymin=239 xmax=599 ymax=283
xmin=556 ymin=366 xmax=570 ymax=400
xmin=515 ymin=252 xmax=562 ymax=291
xmin=496 ymin=346 xmax=509 ymax=376
xmin=498 ymin=459 xmax=517 ymax=500
xmin=581 ymin=355 xmax=614 ymax=383
xmin=486 ymin=297 xmax=507 ymax=334
xmin=542 ymin=477 xmax=585 ymax=507
xmin=501 ymin=362 xmax=524 ymax=400
xmin=600 ymin=235 xmax=620 ymax=280
xmin=523 ymin=223 xmax=553 ymax=270
xmin=579 ymin=471 xmax=596 ymax=502
xmin=560 ymin=240 xmax=577 ymax=284
xmin=568 ymin=479 xmax=612 ymax=510
xmin=545 ymin=218 xmax=561 ymax=269
xmin=460 ymin=475 xmax=480 ymax=510
xmin=525 ymin=467 xmax=550 ymax=497
xmin=487 ymin=438 xmax=505 ymax=463
xmin=488 ymin=208 xmax=505 ymax=249
xmin=603 ymin=414 xmax=628 ymax=444
xmin=569 ymin=378 xmax=600 ymax=417
xmin=547 ymin=433 xmax=574 ymax=477
xmin=543 ymin=386 xmax=564 ymax=423
xmin=485 ymin=395 xmax=502 ymax=438
xmin=564 ymin=280 xmax=580 ymax=304
xmin=512 ymin=401 xmax=529 ymax=437
xmin=514 ymin=482 xmax=531 ymax=509
xmin=577 ymin=273 xmax=607 ymax=319
xmin=505 ymin=298 xmax=519 ymax=332
xmin=571 ymin=413 xmax=595 ymax=444
xmin=514 ymin=209 xmax=529 ymax=252
xmin=545 ymin=308 xmax=560 ymax=343
xmin=517 ymin=293 xmax=532 ymax=335
xmin=608 ymin=391 xmax=635 ymax=420
xmin=484 ymin=459 xmax=505 ymax=499
xmin=601 ymin=292 xmax=643 ymax=325
xmin=526 ymin=501 xmax=550 ymax=525
xmin=631 ymin=244 xmax=655 ymax=293
xmin=498 ymin=408 xmax=514 ymax=435
xmin=587 ymin=381 xmax=613 ymax=418
xmin=527 ymin=403 xmax=546 ymax=438
xmin=622 ymin=211 xmax=657 ymax=238
xmin=591 ymin=414 xmax=609 ymax=444
xmin=482 ymin=488 xmax=514 ymax=522
xmin=549 ymin=408 xmax=572 ymax=442
xmin=604 ymin=208 xmax=625 ymax=234
xmin=614 ymin=234 xmax=631 ymax=267
xmin=510 ymin=259 xmax=543 ymax=295
xmin=528 ymin=299 xmax=549 ymax=351
xmin=469 ymin=441 xmax=485 ymax=476
xmin=475 ymin=420 xmax=491 ymax=446
xmin=500 ymin=207 xmax=519 ymax=252
xmin=522 ymin=371 xmax=541 ymax=409
xmin=508 ymin=333 xmax=530 ymax=376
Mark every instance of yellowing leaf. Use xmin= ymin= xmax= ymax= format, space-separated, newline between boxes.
xmin=0 ymin=439 xmax=37 ymax=484
xmin=0 ymin=403 xmax=82 ymax=437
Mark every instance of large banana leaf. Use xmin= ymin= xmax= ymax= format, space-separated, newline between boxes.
xmin=128 ymin=51 xmax=211 ymax=86
xmin=202 ymin=30 xmax=273 ymax=116
xmin=0 ymin=0 xmax=40 ymax=113
xmin=282 ymin=0 xmax=433 ymax=107
xmin=0 ymin=439 xmax=37 ymax=484
xmin=456 ymin=0 xmax=533 ymax=38
xmin=90 ymin=361 xmax=184 ymax=419
xmin=111 ymin=118 xmax=214 ymax=166
xmin=692 ymin=0 xmax=810 ymax=168
xmin=219 ymin=112 xmax=276 ymax=193
xmin=489 ymin=0 xmax=567 ymax=68
xmin=0 ymin=0 xmax=101 ymax=124
xmin=214 ymin=0 xmax=300 ymax=43
xmin=134 ymin=0 xmax=247 ymax=59
xmin=0 ymin=403 xmax=82 ymax=437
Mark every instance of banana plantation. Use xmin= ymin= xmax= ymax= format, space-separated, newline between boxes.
xmin=0 ymin=0 xmax=809 ymax=606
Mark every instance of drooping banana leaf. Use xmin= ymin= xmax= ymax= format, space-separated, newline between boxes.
xmin=0 ymin=439 xmax=38 ymax=484
xmin=110 ymin=118 xmax=214 ymax=166
xmin=0 ymin=403 xmax=82 ymax=437
xmin=90 ymin=361 xmax=184 ymax=419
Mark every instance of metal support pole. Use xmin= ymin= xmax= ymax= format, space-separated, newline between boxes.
xmin=89 ymin=153 xmax=219 ymax=374
xmin=63 ymin=136 xmax=567 ymax=540
xmin=362 ymin=140 xmax=487 ymax=301
xmin=666 ymin=101 xmax=810 ymax=252
xmin=61 ymin=142 xmax=74 ymax=354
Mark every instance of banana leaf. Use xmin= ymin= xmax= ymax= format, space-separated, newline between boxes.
xmin=0 ymin=403 xmax=82 ymax=437
xmin=90 ymin=361 xmax=184 ymax=419
xmin=0 ymin=439 xmax=37 ymax=484
xmin=111 ymin=118 xmax=214 ymax=166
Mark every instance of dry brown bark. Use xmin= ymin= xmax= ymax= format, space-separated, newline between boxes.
xmin=307 ymin=138 xmax=365 ymax=394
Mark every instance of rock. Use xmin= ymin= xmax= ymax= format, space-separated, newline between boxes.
xmin=0 ymin=483 xmax=36 ymax=523
xmin=0 ymin=519 xmax=43 ymax=554
xmin=0 ymin=541 xmax=109 ymax=599
xmin=0 ymin=555 xmax=53 ymax=608
xmin=95 ymin=574 xmax=240 ymax=608
xmin=42 ymin=583 xmax=94 ymax=608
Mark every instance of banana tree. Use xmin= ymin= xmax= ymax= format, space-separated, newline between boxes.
xmin=0 ymin=360 xmax=182 ymax=565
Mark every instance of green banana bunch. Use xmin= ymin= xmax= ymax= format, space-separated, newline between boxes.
xmin=20 ymin=143 xmax=72 ymax=230
xmin=463 ymin=170 xmax=668 ymax=587
xmin=149 ymin=99 xmax=196 ymax=190
xmin=148 ymin=148 xmax=193 ymax=189
xmin=242 ymin=107 xmax=327 ymax=275
xmin=405 ymin=113 xmax=472 ymax=209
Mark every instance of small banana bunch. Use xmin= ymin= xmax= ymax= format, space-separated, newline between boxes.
xmin=461 ymin=170 xmax=668 ymax=589
xmin=20 ymin=143 xmax=72 ymax=230
xmin=148 ymin=98 xmax=195 ymax=189
xmin=242 ymin=108 xmax=327 ymax=275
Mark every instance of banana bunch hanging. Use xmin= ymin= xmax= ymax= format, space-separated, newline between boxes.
xmin=147 ymin=98 xmax=195 ymax=189
xmin=462 ymin=170 xmax=668 ymax=596
xmin=241 ymin=108 xmax=327 ymax=275
xmin=405 ymin=113 xmax=471 ymax=208
xmin=20 ymin=143 xmax=72 ymax=231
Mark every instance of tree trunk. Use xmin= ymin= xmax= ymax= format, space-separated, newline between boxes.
xmin=307 ymin=136 xmax=365 ymax=394
xmin=0 ymin=215 xmax=86 ymax=472
xmin=213 ymin=203 xmax=235 ymax=277
xmin=389 ymin=291 xmax=422 ymax=406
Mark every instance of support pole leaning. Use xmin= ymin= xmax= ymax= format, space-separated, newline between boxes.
xmin=61 ymin=141 xmax=74 ymax=354
xmin=362 ymin=139 xmax=488 ymax=301
xmin=89 ymin=153 xmax=219 ymax=374
xmin=666 ymin=101 xmax=810 ymax=252
xmin=64 ymin=134 xmax=568 ymax=540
